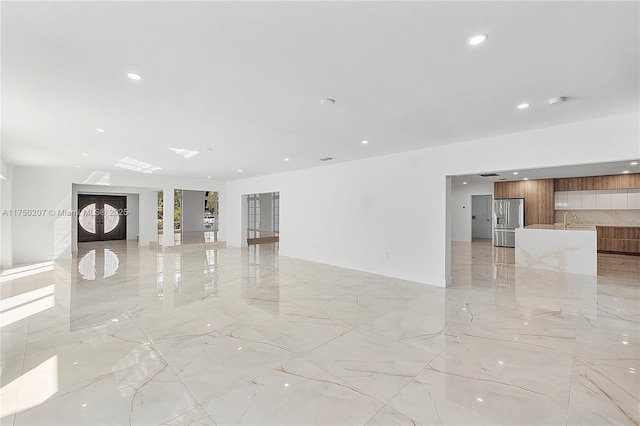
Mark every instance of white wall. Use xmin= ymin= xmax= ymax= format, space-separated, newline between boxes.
xmin=126 ymin=194 xmax=139 ymax=240
xmin=226 ymin=113 xmax=640 ymax=287
xmin=1 ymin=157 xmax=13 ymax=268
xmin=451 ymin=182 xmax=494 ymax=242
xmin=10 ymin=169 xmax=225 ymax=264
xmin=139 ymin=190 xmax=159 ymax=247
xmin=182 ymin=190 xmax=204 ymax=232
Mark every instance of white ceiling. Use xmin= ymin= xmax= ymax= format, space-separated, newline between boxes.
xmin=451 ymin=160 xmax=640 ymax=187
xmin=2 ymin=1 xmax=638 ymax=180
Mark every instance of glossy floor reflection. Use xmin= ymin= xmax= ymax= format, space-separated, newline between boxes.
xmin=0 ymin=240 xmax=638 ymax=425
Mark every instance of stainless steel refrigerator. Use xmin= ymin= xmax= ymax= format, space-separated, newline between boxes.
xmin=493 ymin=198 xmax=524 ymax=248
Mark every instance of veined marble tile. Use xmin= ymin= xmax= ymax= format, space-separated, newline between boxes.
xmin=202 ymin=358 xmax=383 ymax=425
xmin=160 ymin=405 xmax=216 ymax=425
xmin=365 ymin=406 xmax=419 ymax=425
xmin=20 ymin=321 xmax=155 ymax=395
xmin=24 ymin=314 xmax=147 ymax=359
xmin=456 ymin=308 xmax=578 ymax=350
xmin=592 ymin=288 xmax=640 ymax=327
xmin=126 ymin=299 xmax=238 ymax=341
xmin=365 ymin=305 xmax=455 ymax=356
xmin=153 ymin=324 xmax=294 ymax=403
xmin=252 ymin=304 xmax=356 ymax=353
xmin=303 ymin=327 xmax=432 ymax=403
xmin=314 ymin=294 xmax=391 ymax=326
xmin=388 ymin=366 xmax=568 ymax=425
xmin=1 ymin=325 xmax=28 ymax=368
xmin=1 ymin=240 xmax=637 ymax=424
xmin=568 ymin=326 xmax=639 ymax=425
xmin=567 ymin=359 xmax=640 ymax=425
xmin=428 ymin=331 xmax=574 ymax=404
xmin=12 ymin=345 xmax=198 ymax=425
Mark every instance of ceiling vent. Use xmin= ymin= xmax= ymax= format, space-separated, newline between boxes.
xmin=319 ymin=157 xmax=334 ymax=161
xmin=480 ymin=173 xmax=499 ymax=177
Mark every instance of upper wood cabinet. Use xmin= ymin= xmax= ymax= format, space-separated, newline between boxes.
xmin=555 ymin=173 xmax=640 ymax=191
xmin=494 ymin=179 xmax=554 ymax=225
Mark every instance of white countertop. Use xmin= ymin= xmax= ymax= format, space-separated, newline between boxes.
xmin=525 ymin=224 xmax=596 ymax=231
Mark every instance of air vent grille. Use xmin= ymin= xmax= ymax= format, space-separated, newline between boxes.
xmin=480 ymin=173 xmax=499 ymax=177
xmin=319 ymin=157 xmax=334 ymax=161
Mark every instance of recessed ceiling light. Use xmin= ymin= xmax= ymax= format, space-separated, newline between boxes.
xmin=81 ymin=153 xmax=89 ymax=157
xmin=622 ymin=170 xmax=630 ymax=174
xmin=74 ymin=165 xmax=80 ymax=168
xmin=468 ymin=34 xmax=488 ymax=46
xmin=96 ymin=128 xmax=105 ymax=132
xmin=238 ymin=169 xmax=243 ymax=172
xmin=631 ymin=162 xmax=638 ymax=166
xmin=524 ymin=178 xmax=529 ymax=181
xmin=320 ymin=98 xmax=335 ymax=105
xmin=463 ymin=182 xmax=467 ymax=185
xmin=361 ymin=140 xmax=369 ymax=145
xmin=127 ymin=73 xmax=143 ymax=80
xmin=283 ymin=158 xmax=290 ymax=162
xmin=207 ymin=176 xmax=212 ymax=179
xmin=517 ymin=103 xmax=530 ymax=109
xmin=513 ymin=172 xmax=519 ymax=175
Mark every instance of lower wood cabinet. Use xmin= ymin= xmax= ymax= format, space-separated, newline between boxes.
xmin=597 ymin=226 xmax=640 ymax=255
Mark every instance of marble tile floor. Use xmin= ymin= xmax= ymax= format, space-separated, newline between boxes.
xmin=0 ymin=240 xmax=638 ymax=425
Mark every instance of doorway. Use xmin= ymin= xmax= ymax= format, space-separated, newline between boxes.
xmin=246 ymin=192 xmax=279 ymax=245
xmin=471 ymin=195 xmax=492 ymax=240
xmin=78 ymin=195 xmax=127 ymax=242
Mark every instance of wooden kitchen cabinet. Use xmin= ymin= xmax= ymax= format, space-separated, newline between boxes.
xmin=555 ymin=173 xmax=640 ymax=191
xmin=494 ymin=179 xmax=554 ymax=225
xmin=596 ymin=226 xmax=640 ymax=255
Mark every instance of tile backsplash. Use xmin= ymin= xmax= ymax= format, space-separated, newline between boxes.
xmin=554 ymin=209 xmax=640 ymax=226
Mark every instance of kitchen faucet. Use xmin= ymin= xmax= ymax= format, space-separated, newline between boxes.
xmin=563 ymin=211 xmax=578 ymax=229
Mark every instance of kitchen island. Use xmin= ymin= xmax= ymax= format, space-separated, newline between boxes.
xmin=515 ymin=224 xmax=597 ymax=276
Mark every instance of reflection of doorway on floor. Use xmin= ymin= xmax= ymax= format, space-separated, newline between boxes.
xmin=471 ymin=195 xmax=492 ymax=241
xmin=247 ymin=192 xmax=279 ymax=245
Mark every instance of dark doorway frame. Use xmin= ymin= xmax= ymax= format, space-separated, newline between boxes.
xmin=78 ymin=195 xmax=127 ymax=242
